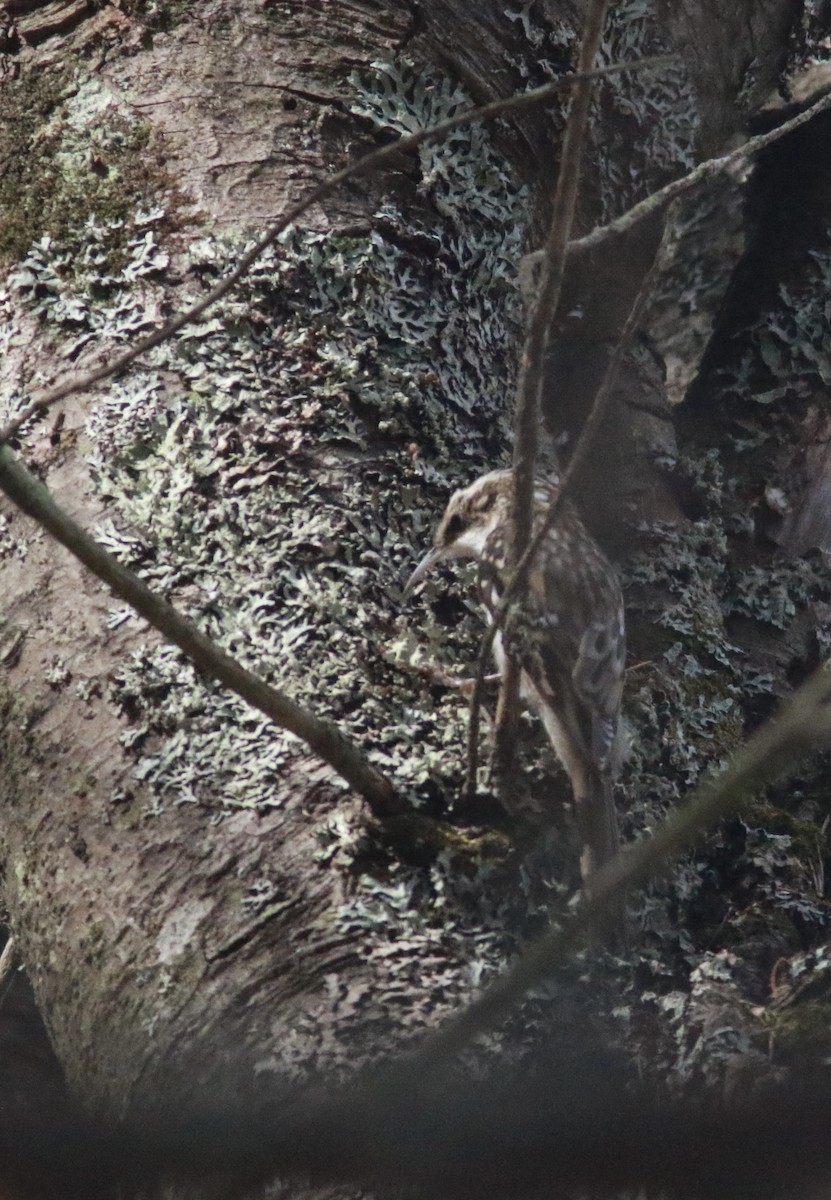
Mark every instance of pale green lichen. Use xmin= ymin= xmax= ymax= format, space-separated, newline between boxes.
xmin=2 ymin=59 xmax=527 ymax=819
xmin=4 ymin=37 xmax=829 ymax=1089
xmin=611 ymin=137 xmax=831 ymax=1082
xmin=751 ymin=251 xmax=831 ymax=400
xmin=786 ymin=0 xmax=831 ymax=79
xmin=696 ymin=234 xmax=831 ymax=649
xmin=726 ymin=557 xmax=831 ymax=630
xmin=595 ymin=0 xmax=699 ymax=218
xmin=499 ymin=0 xmax=698 ymax=220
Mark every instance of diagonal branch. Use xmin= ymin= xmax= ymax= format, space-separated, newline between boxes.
xmin=552 ymin=85 xmax=831 ymax=265
xmin=0 ymin=54 xmax=671 ymax=448
xmin=428 ymin=663 xmax=831 ymax=1071
xmin=0 ymin=445 xmax=400 ymax=816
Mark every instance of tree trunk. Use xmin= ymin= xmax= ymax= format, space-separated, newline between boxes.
xmin=1 ymin=0 xmax=830 ymax=1194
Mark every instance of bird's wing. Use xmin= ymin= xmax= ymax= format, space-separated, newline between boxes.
xmin=476 ymin=512 xmax=625 ymax=770
xmin=572 ymin=608 xmax=626 ymax=772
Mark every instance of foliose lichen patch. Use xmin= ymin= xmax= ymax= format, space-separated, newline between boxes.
xmin=2 ymin=59 xmax=528 ymax=820
xmin=500 ymin=0 xmax=698 ymax=221
xmin=594 ymin=0 xmax=699 ymax=219
xmin=608 ymin=158 xmax=831 ymax=1083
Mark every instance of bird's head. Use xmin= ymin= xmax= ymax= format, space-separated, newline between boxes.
xmin=404 ymin=470 xmax=514 ymax=596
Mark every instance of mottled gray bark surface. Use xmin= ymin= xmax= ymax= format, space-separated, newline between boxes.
xmin=1 ymin=0 xmax=831 ymax=1194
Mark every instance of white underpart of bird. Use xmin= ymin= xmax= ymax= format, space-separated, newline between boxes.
xmin=406 ymin=469 xmax=626 ymax=886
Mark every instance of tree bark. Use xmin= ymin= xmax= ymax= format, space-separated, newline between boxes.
xmin=1 ymin=0 xmax=830 ymax=1195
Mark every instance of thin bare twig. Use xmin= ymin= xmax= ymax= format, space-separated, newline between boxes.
xmin=465 ymin=241 xmax=662 ymax=796
xmin=469 ymin=78 xmax=831 ymax=796
xmin=423 ymin=664 xmax=831 ymax=1070
xmin=566 ymin=86 xmax=831 ymax=258
xmin=475 ymin=0 xmax=611 ymax=788
xmin=0 ymin=55 xmax=671 ymax=449
xmin=0 ymin=446 xmax=400 ymax=816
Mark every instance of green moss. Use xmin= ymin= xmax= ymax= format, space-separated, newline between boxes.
xmin=0 ymin=73 xmax=174 ymax=272
xmin=0 ymin=677 xmax=31 ymax=797
xmin=708 ymin=904 xmax=798 ymax=952
xmin=380 ymin=813 xmax=512 ymax=867
xmin=0 ymin=72 xmax=62 ymax=266
xmin=744 ymin=801 xmax=828 ymax=856
xmin=767 ymin=999 xmax=831 ymax=1060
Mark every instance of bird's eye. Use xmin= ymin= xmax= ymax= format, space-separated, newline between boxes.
xmin=443 ymin=512 xmax=465 ymax=542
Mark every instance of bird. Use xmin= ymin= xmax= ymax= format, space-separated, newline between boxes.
xmin=405 ymin=468 xmax=626 ymax=886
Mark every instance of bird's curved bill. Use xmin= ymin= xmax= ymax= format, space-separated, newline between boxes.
xmin=403 ymin=547 xmax=443 ymax=598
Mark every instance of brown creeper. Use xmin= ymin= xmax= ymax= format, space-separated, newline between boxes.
xmin=406 ymin=469 xmax=626 ymax=884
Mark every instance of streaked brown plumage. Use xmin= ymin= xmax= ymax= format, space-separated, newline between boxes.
xmin=406 ymin=469 xmax=626 ymax=885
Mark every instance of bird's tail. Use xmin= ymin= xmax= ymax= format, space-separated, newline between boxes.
xmin=574 ymin=771 xmax=626 ymax=945
xmin=574 ymin=770 xmax=620 ymax=888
